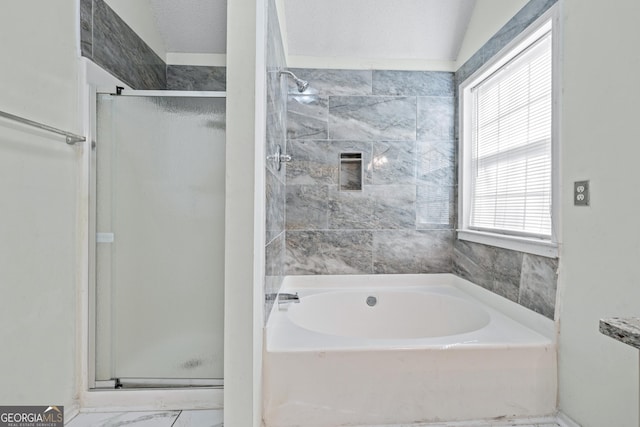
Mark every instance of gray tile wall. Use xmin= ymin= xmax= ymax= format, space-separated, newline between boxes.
xmin=80 ymin=0 xmax=166 ymax=89
xmin=284 ymin=69 xmax=456 ymax=276
xmin=453 ymin=0 xmax=559 ymax=320
xmin=455 ymin=0 xmax=559 ymax=84
xmin=264 ymin=0 xmax=288 ymax=321
xmin=167 ymin=66 xmax=227 ymax=91
xmin=453 ymin=240 xmax=558 ymax=318
xmin=81 ymin=0 xmax=225 ymax=92
xmin=80 ymin=0 xmax=93 ymax=58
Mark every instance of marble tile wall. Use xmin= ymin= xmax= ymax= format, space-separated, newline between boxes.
xmin=81 ymin=0 xmax=226 ymax=92
xmin=453 ymin=0 xmax=559 ymax=320
xmin=80 ymin=0 xmax=166 ymax=89
xmin=167 ymin=65 xmax=227 ymax=91
xmin=453 ymin=240 xmax=558 ymax=319
xmin=80 ymin=0 xmax=92 ymax=58
xmin=284 ymin=69 xmax=456 ymax=275
xmin=264 ymin=0 xmax=288 ymax=322
xmin=455 ymin=0 xmax=559 ymax=84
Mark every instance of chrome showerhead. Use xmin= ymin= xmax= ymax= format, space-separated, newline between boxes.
xmin=279 ymin=70 xmax=310 ymax=93
xmin=296 ymin=78 xmax=310 ymax=93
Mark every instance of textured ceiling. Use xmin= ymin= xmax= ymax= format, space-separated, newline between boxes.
xmin=148 ymin=0 xmax=475 ymax=61
xmin=149 ymin=0 xmax=227 ymax=54
xmin=284 ymin=0 xmax=476 ymax=61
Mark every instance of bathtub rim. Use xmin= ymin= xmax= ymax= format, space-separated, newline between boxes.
xmin=269 ymin=273 xmax=554 ymax=338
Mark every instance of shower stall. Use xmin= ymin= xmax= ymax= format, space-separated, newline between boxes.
xmin=89 ymin=90 xmax=226 ymax=389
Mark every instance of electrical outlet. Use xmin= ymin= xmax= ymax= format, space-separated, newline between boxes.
xmin=574 ymin=180 xmax=590 ymax=206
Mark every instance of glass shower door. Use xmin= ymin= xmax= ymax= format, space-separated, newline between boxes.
xmin=94 ymin=94 xmax=225 ymax=386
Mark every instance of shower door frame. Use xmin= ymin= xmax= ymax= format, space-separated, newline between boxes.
xmin=84 ymin=79 xmax=226 ymax=408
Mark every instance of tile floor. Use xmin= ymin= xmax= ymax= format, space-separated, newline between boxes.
xmin=65 ymin=410 xmax=564 ymax=427
xmin=361 ymin=419 xmax=561 ymax=427
xmin=66 ymin=409 xmax=223 ymax=427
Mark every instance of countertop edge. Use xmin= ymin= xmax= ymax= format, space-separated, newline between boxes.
xmin=600 ymin=317 xmax=640 ymax=351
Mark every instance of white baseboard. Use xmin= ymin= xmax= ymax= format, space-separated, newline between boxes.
xmin=556 ymin=411 xmax=582 ymax=427
xmin=64 ymin=404 xmax=80 ymax=425
xmin=435 ymin=417 xmax=557 ymax=426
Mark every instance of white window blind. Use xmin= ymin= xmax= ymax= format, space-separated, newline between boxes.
xmin=469 ymin=30 xmax=553 ymax=239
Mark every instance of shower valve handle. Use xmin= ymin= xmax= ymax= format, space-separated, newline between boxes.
xmin=267 ymin=145 xmax=292 ymax=171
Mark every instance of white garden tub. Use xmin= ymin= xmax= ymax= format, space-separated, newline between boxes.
xmin=263 ymin=274 xmax=556 ymax=426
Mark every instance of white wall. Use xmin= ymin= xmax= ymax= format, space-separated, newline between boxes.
xmin=455 ymin=0 xmax=528 ymax=67
xmin=224 ymin=0 xmax=266 ymax=425
xmin=275 ymin=0 xmax=289 ymax=60
xmin=0 ymin=0 xmax=80 ymax=415
xmin=104 ymin=0 xmax=167 ymax=60
xmin=558 ymin=0 xmax=640 ymax=425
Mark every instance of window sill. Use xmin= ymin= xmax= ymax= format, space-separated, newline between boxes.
xmin=457 ymin=229 xmax=558 ymax=258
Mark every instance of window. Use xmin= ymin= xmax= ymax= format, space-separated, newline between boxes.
xmin=459 ymin=8 xmax=559 ymax=257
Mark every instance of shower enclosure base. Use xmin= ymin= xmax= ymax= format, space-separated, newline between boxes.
xmin=80 ymin=388 xmax=223 ymax=412
xmin=93 ymin=378 xmax=223 ymax=389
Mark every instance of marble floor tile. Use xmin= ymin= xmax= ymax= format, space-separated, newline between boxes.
xmin=173 ymin=409 xmax=224 ymax=427
xmin=355 ymin=418 xmax=560 ymax=427
xmin=66 ymin=411 xmax=179 ymax=427
xmin=66 ymin=410 xmax=560 ymax=427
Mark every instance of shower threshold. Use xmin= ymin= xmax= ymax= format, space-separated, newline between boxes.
xmin=94 ymin=378 xmax=223 ymax=390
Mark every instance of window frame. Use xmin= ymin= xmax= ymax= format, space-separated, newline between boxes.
xmin=458 ymin=4 xmax=561 ymax=258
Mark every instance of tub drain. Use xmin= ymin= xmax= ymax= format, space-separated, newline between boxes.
xmin=366 ymin=296 xmax=377 ymax=307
